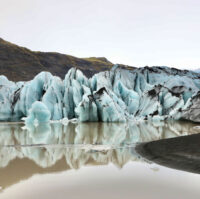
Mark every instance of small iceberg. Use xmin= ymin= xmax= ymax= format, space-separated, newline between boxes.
xmin=23 ymin=101 xmax=51 ymax=126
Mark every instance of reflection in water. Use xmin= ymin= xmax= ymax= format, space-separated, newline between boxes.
xmin=136 ymin=133 xmax=200 ymax=174
xmin=0 ymin=120 xmax=199 ymax=190
xmin=0 ymin=120 xmax=198 ymax=147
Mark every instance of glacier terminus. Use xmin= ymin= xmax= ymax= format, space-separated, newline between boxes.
xmin=0 ymin=65 xmax=200 ymax=123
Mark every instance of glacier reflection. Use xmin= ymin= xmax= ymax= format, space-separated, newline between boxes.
xmin=0 ymin=121 xmax=199 ymax=190
xmin=1 ymin=120 xmax=199 ymax=147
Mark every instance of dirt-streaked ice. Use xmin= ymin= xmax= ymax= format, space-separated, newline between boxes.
xmin=0 ymin=65 xmax=200 ymax=123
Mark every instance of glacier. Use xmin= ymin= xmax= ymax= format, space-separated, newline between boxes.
xmin=0 ymin=65 xmax=200 ymax=123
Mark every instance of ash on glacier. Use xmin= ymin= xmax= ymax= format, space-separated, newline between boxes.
xmin=0 ymin=65 xmax=200 ymax=122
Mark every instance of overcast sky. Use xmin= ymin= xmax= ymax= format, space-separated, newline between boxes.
xmin=1 ymin=0 xmax=200 ymax=69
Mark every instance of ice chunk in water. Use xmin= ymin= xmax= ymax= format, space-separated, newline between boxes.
xmin=24 ymin=101 xmax=51 ymax=125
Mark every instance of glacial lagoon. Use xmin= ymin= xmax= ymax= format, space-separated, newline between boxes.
xmin=0 ymin=121 xmax=200 ymax=199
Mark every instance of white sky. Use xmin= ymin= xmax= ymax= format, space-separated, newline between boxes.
xmin=1 ymin=0 xmax=200 ymax=69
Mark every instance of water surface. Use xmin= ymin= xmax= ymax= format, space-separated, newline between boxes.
xmin=0 ymin=121 xmax=200 ymax=199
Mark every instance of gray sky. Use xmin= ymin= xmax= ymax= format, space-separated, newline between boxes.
xmin=1 ymin=0 xmax=200 ymax=69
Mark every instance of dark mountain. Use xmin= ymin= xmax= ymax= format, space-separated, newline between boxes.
xmin=0 ymin=38 xmax=118 ymax=81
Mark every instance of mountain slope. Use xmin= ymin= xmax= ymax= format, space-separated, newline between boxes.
xmin=0 ymin=38 xmax=115 ymax=81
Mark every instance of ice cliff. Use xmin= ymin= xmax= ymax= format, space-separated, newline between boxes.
xmin=1 ymin=65 xmax=200 ymax=122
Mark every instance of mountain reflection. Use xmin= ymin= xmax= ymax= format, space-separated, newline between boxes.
xmin=0 ymin=121 xmax=199 ymax=190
